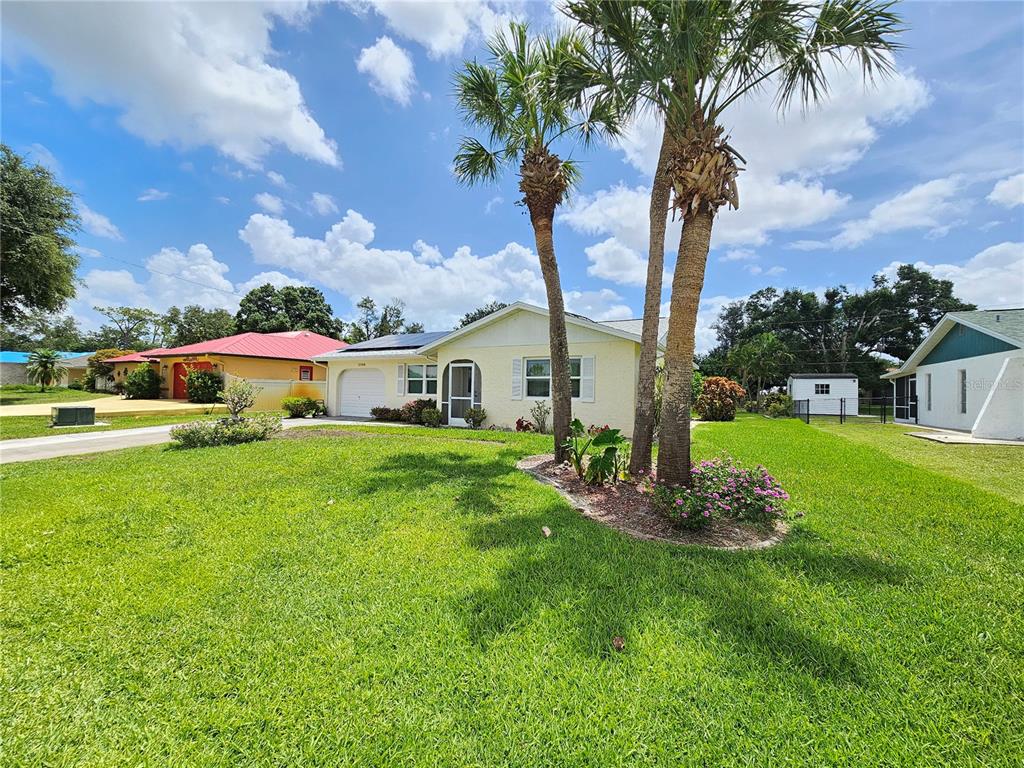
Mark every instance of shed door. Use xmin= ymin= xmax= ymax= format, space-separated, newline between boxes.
xmin=339 ymin=368 xmax=385 ymax=417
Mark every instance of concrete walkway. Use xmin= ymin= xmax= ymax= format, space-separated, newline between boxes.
xmin=0 ymin=396 xmax=226 ymax=418
xmin=0 ymin=417 xmax=412 ymax=464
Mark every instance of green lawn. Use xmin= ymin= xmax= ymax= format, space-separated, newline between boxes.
xmin=2 ymin=421 xmax=1022 ymax=766
xmin=0 ymin=411 xmax=277 ymax=441
xmin=0 ymin=384 xmax=113 ymax=406
xmin=812 ymin=417 xmax=1024 ymax=503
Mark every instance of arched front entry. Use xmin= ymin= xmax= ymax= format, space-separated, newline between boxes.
xmin=337 ymin=367 xmax=384 ymax=418
xmin=441 ymin=360 xmax=482 ymax=426
xmin=172 ymin=361 xmax=212 ymax=399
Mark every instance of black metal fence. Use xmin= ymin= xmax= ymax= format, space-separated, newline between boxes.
xmin=791 ymin=396 xmax=918 ymax=425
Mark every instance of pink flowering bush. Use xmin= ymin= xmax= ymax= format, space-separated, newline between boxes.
xmin=642 ymin=456 xmax=789 ymax=530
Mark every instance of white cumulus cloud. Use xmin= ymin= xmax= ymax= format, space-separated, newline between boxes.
xmin=310 ymin=192 xmax=339 ymax=216
xmin=349 ymin=0 xmax=512 ymax=58
xmin=831 ymin=176 xmax=966 ymax=248
xmin=356 ymin=36 xmax=416 ymax=106
xmin=254 ymin=192 xmax=285 ymax=215
xmin=78 ymin=202 xmax=123 ymax=240
xmin=878 ymin=242 xmax=1024 ymax=308
xmin=137 ymin=188 xmax=168 ymax=202
xmin=3 ymin=2 xmax=338 ymax=168
xmin=988 ymin=173 xmax=1024 ymax=208
xmin=237 ymin=210 xmax=554 ymax=328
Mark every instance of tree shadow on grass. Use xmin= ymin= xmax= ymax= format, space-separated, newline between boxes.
xmin=355 ymin=446 xmax=908 ymax=688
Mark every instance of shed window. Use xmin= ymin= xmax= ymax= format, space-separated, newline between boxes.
xmin=958 ymin=369 xmax=967 ymax=414
xmin=926 ymin=373 xmax=932 ymax=411
xmin=525 ymin=357 xmax=581 ymax=398
xmin=814 ymin=383 xmax=830 ymax=395
xmin=299 ymin=365 xmax=313 ymax=381
xmin=406 ymin=364 xmax=437 ymax=395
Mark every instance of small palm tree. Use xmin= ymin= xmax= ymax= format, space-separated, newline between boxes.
xmin=569 ymin=0 xmax=904 ymax=485
xmin=453 ymin=22 xmax=619 ymax=460
xmin=26 ymin=349 xmax=68 ymax=392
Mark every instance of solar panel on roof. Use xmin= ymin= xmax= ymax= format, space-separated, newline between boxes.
xmin=342 ymin=331 xmax=450 ymax=351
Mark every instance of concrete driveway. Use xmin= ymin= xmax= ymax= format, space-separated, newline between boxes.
xmin=0 ymin=417 xmax=413 ymax=464
xmin=0 ymin=396 xmax=226 ymax=418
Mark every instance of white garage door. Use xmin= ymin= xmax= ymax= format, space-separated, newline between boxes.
xmin=339 ymin=368 xmax=385 ymax=417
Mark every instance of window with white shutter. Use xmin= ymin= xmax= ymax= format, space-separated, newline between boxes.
xmin=396 ymin=364 xmax=405 ymax=395
xmin=510 ymin=358 xmax=522 ymax=400
xmin=580 ymin=356 xmax=595 ymax=402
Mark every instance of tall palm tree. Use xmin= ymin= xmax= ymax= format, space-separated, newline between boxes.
xmin=568 ymin=0 xmax=904 ymax=485
xmin=453 ymin=22 xmax=619 ymax=460
xmin=26 ymin=349 xmax=68 ymax=392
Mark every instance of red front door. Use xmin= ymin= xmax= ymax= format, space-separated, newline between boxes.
xmin=172 ymin=361 xmax=212 ymax=399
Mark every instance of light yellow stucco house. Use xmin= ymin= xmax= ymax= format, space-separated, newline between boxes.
xmin=313 ymin=303 xmax=664 ymax=432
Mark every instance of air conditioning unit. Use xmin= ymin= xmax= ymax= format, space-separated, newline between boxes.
xmin=51 ymin=406 xmax=96 ymax=427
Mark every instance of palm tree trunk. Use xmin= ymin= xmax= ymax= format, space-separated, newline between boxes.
xmin=629 ymin=129 xmax=673 ymax=476
xmin=530 ymin=214 xmax=572 ymax=462
xmin=656 ymin=204 xmax=714 ymax=487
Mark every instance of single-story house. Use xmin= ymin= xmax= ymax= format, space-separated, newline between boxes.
xmin=881 ymin=309 xmax=1023 ymax=440
xmin=0 ymin=350 xmax=94 ymax=386
xmin=313 ymin=302 xmax=664 ymax=432
xmin=106 ymin=331 xmax=346 ymax=409
xmin=786 ymin=374 xmax=859 ymax=415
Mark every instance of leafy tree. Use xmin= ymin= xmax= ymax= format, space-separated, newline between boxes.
xmin=93 ymin=306 xmax=164 ymax=349
xmin=0 ymin=145 xmax=80 ymax=323
xmin=345 ymin=297 xmax=424 ymax=343
xmin=453 ymin=22 xmax=618 ymax=460
xmin=0 ymin=310 xmax=86 ymax=352
xmin=458 ymin=301 xmax=509 ymax=328
xmin=235 ymin=284 xmax=344 ymax=338
xmin=163 ymin=305 xmax=236 ymax=347
xmin=571 ymin=0 xmax=904 ymax=485
xmin=726 ymin=333 xmax=793 ymax=396
xmin=25 ymin=349 xmax=69 ymax=391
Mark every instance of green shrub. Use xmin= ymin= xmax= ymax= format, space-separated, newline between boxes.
xmin=169 ymin=413 xmax=281 ymax=449
xmin=67 ymin=379 xmax=84 ymax=391
xmin=743 ymin=399 xmax=759 ymax=413
xmin=122 ymin=365 xmax=161 ymax=399
xmin=463 ymin=407 xmax=486 ymax=429
xmin=420 ymin=407 xmax=442 ymax=427
xmin=694 ymin=377 xmax=746 ymax=421
xmin=281 ymin=396 xmax=323 ymax=418
xmin=185 ymin=369 xmax=222 ymax=403
xmin=220 ymin=379 xmax=259 ymax=419
xmin=760 ymin=392 xmax=792 ymax=418
xmin=400 ymin=398 xmax=437 ymax=424
xmin=370 ymin=406 xmax=404 ymax=421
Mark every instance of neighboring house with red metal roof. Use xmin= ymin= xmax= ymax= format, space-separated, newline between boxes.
xmin=106 ymin=331 xmax=346 ymax=407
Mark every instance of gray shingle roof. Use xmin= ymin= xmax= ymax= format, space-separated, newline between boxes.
xmin=342 ymin=331 xmax=450 ymax=351
xmin=950 ymin=309 xmax=1024 ymax=346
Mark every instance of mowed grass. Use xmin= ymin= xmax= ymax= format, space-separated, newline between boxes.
xmin=812 ymin=417 xmax=1024 ymax=503
xmin=2 ymin=421 xmax=1022 ymax=766
xmin=0 ymin=411 xmax=279 ymax=441
xmin=0 ymin=385 xmax=113 ymax=406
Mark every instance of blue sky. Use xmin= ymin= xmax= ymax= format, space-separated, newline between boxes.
xmin=3 ymin=1 xmax=1022 ymax=350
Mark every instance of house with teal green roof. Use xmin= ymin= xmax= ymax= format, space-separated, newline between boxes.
xmin=882 ymin=309 xmax=1023 ymax=440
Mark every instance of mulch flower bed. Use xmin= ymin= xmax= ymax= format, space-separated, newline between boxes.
xmin=517 ymin=454 xmax=788 ymax=550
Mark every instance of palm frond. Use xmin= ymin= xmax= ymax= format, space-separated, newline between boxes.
xmin=452 ymin=137 xmax=505 ymax=186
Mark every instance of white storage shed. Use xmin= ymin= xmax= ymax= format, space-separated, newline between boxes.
xmin=787 ymin=373 xmax=859 ymax=415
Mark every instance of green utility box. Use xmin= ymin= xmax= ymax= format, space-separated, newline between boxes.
xmin=51 ymin=406 xmax=96 ymax=427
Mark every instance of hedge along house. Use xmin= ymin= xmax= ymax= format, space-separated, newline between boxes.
xmin=106 ymin=331 xmax=346 ymax=410
xmin=882 ymin=309 xmax=1023 ymax=440
xmin=313 ymin=302 xmax=661 ymax=431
